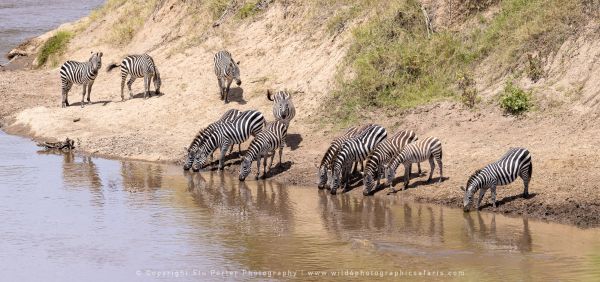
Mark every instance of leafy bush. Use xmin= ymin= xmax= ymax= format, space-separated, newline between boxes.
xmin=499 ymin=82 xmax=532 ymax=115
xmin=37 ymin=31 xmax=72 ymax=67
xmin=526 ymin=54 xmax=544 ymax=82
xmin=238 ymin=1 xmax=258 ymax=19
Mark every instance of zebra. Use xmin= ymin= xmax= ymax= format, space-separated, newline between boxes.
xmin=462 ymin=147 xmax=532 ymax=212
xmin=267 ymin=90 xmax=295 ymax=123
xmin=317 ymin=124 xmax=373 ymax=189
xmin=183 ymin=109 xmax=241 ymax=171
xmin=214 ymin=50 xmax=241 ymax=103
xmin=330 ymin=125 xmax=387 ymax=195
xmin=239 ymin=120 xmax=288 ymax=181
xmin=362 ymin=130 xmax=420 ymax=196
xmin=191 ymin=110 xmax=265 ymax=171
xmin=385 ymin=137 xmax=443 ymax=192
xmin=59 ymin=52 xmax=103 ymax=108
xmin=106 ymin=54 xmax=161 ymax=101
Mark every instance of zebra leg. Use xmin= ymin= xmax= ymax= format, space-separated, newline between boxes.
xmin=217 ymin=77 xmax=225 ymax=100
xmin=403 ymin=163 xmax=411 ymax=190
xmin=278 ymin=146 xmax=283 ymax=166
xmin=255 ymin=155 xmax=261 ymax=180
xmin=521 ymin=166 xmax=532 ymax=198
xmin=436 ymin=156 xmax=443 ymax=183
xmin=491 ymin=185 xmax=497 ymax=208
xmin=120 ymin=75 xmax=126 ymax=101
xmin=127 ymin=77 xmax=136 ymax=99
xmin=143 ymin=75 xmax=150 ymax=99
xmin=81 ymin=82 xmax=87 ymax=108
xmin=62 ymin=81 xmax=72 ymax=108
xmin=427 ymin=157 xmax=435 ymax=182
xmin=476 ymin=188 xmax=487 ymax=210
xmin=263 ymin=154 xmax=269 ymax=179
xmin=225 ymin=79 xmax=233 ymax=103
xmin=218 ymin=144 xmax=228 ymax=170
xmin=86 ymin=81 xmax=94 ymax=104
xmin=418 ymin=163 xmax=422 ymax=175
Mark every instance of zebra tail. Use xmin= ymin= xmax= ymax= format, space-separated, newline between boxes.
xmin=267 ymin=90 xmax=274 ymax=101
xmin=106 ymin=63 xmax=120 ymax=72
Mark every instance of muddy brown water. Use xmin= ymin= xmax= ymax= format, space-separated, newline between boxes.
xmin=0 ymin=131 xmax=599 ymax=281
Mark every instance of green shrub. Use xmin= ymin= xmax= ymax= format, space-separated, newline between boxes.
xmin=499 ymin=82 xmax=532 ymax=114
xmin=208 ymin=0 xmax=229 ymax=20
xmin=238 ymin=1 xmax=258 ymax=19
xmin=37 ymin=31 xmax=72 ymax=67
xmin=457 ymin=72 xmax=479 ymax=108
xmin=526 ymin=54 xmax=544 ymax=82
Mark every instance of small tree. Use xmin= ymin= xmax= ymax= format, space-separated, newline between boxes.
xmin=499 ymin=82 xmax=532 ymax=115
xmin=457 ymin=72 xmax=479 ymax=109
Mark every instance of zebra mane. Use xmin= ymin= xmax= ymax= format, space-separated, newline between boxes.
xmin=466 ymin=169 xmax=483 ymax=189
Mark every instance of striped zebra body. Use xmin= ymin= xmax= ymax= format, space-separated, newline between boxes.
xmin=317 ymin=124 xmax=373 ymax=189
xmin=267 ymin=90 xmax=295 ymax=123
xmin=386 ymin=137 xmax=443 ymax=192
xmin=59 ymin=52 xmax=103 ymax=108
xmin=191 ymin=110 xmax=265 ymax=171
xmin=330 ymin=125 xmax=388 ymax=194
xmin=214 ymin=50 xmax=241 ymax=103
xmin=183 ymin=109 xmax=241 ymax=170
xmin=106 ymin=54 xmax=161 ymax=100
xmin=239 ymin=120 xmax=288 ymax=181
xmin=462 ymin=147 xmax=532 ymax=211
xmin=362 ymin=130 xmax=419 ymax=195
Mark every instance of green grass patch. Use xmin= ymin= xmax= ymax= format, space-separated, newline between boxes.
xmin=37 ymin=31 xmax=72 ymax=67
xmin=109 ymin=0 xmax=157 ymax=46
xmin=208 ymin=0 xmax=229 ymax=20
xmin=238 ymin=1 xmax=258 ymax=19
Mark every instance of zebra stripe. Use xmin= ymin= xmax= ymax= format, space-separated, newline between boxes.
xmin=191 ymin=110 xmax=265 ymax=171
xmin=214 ymin=50 xmax=241 ymax=103
xmin=317 ymin=124 xmax=374 ymax=189
xmin=106 ymin=54 xmax=161 ymax=100
xmin=267 ymin=90 xmax=296 ymax=123
xmin=386 ymin=136 xmax=443 ymax=192
xmin=59 ymin=52 xmax=103 ymax=108
xmin=239 ymin=120 xmax=288 ymax=181
xmin=183 ymin=109 xmax=241 ymax=170
xmin=462 ymin=147 xmax=532 ymax=211
xmin=362 ymin=130 xmax=419 ymax=195
xmin=330 ymin=125 xmax=388 ymax=194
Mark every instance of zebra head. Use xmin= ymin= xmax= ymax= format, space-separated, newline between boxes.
xmin=230 ymin=60 xmax=241 ymax=86
xmin=183 ymin=147 xmax=195 ymax=171
xmin=239 ymin=156 xmax=253 ymax=181
xmin=191 ymin=147 xmax=210 ymax=172
xmin=462 ymin=169 xmax=482 ymax=212
xmin=317 ymin=165 xmax=328 ymax=189
xmin=363 ymin=172 xmax=376 ymax=196
xmin=89 ymin=52 xmax=103 ymax=71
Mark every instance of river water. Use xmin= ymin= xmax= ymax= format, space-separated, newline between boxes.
xmin=0 ymin=0 xmax=103 ymax=65
xmin=1 ymin=131 xmax=599 ymax=281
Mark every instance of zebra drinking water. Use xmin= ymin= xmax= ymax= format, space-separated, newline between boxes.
xmin=362 ymin=130 xmax=420 ymax=196
xmin=106 ymin=54 xmax=161 ymax=101
xmin=317 ymin=124 xmax=374 ymax=189
xmin=183 ymin=109 xmax=241 ymax=171
xmin=214 ymin=50 xmax=241 ymax=103
xmin=462 ymin=147 xmax=532 ymax=211
xmin=191 ymin=110 xmax=265 ymax=171
xmin=59 ymin=52 xmax=103 ymax=108
xmin=239 ymin=120 xmax=288 ymax=181
xmin=385 ymin=137 xmax=443 ymax=192
xmin=267 ymin=90 xmax=295 ymax=123
xmin=330 ymin=125 xmax=387 ymax=195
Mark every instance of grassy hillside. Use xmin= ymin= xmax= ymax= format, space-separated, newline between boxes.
xmin=330 ymin=0 xmax=597 ymax=122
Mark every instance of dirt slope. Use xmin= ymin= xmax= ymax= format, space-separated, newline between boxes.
xmin=1 ymin=0 xmax=600 ymax=227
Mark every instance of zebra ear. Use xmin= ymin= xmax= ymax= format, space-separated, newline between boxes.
xmin=236 ymin=61 xmax=240 ymax=65
xmin=99 ymin=52 xmax=103 ymax=57
xmin=460 ymin=186 xmax=465 ymax=191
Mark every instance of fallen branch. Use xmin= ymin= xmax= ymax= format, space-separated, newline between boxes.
xmin=37 ymin=138 xmax=75 ymax=152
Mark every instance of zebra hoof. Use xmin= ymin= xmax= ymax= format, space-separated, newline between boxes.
xmin=330 ymin=189 xmax=337 ymax=195
xmin=362 ymin=189 xmax=371 ymax=196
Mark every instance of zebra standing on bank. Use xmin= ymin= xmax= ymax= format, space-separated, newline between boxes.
xmin=106 ymin=54 xmax=161 ymax=100
xmin=462 ymin=147 xmax=532 ymax=211
xmin=317 ymin=124 xmax=374 ymax=189
xmin=191 ymin=110 xmax=265 ymax=171
xmin=214 ymin=50 xmax=241 ymax=103
xmin=267 ymin=90 xmax=295 ymax=123
xmin=386 ymin=137 xmax=443 ymax=192
xmin=183 ymin=109 xmax=241 ymax=171
xmin=362 ymin=130 xmax=420 ymax=196
xmin=330 ymin=125 xmax=387 ymax=195
xmin=239 ymin=120 xmax=288 ymax=181
xmin=59 ymin=52 xmax=103 ymax=108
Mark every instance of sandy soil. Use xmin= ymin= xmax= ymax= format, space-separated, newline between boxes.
xmin=1 ymin=0 xmax=600 ymax=228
